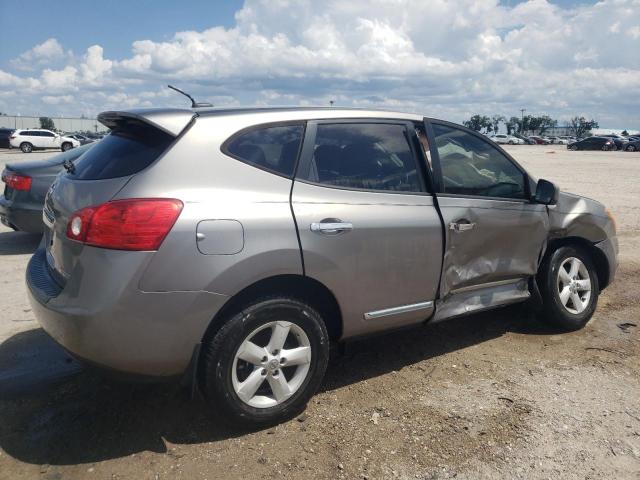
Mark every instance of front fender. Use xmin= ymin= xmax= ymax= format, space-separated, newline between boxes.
xmin=547 ymin=191 xmax=613 ymax=243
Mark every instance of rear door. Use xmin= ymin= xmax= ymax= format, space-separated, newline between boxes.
xmin=291 ymin=120 xmax=443 ymax=338
xmin=41 ymin=131 xmax=57 ymax=148
xmin=424 ymin=119 xmax=548 ymax=303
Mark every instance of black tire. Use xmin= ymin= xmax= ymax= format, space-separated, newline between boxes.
xmin=569 ymin=145 xmax=578 ymax=151
xmin=199 ymin=296 xmax=330 ymax=427
xmin=627 ymin=145 xmax=636 ymax=152
xmin=20 ymin=142 xmax=33 ymax=153
xmin=537 ymin=245 xmax=599 ymax=331
xmin=61 ymin=142 xmax=73 ymax=152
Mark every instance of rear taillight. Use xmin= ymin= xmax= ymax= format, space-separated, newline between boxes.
xmin=1 ymin=170 xmax=32 ymax=191
xmin=9 ymin=135 xmax=16 ymax=139
xmin=66 ymin=198 xmax=183 ymax=251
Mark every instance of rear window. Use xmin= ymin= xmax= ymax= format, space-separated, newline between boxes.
xmin=71 ymin=124 xmax=173 ymax=180
xmin=224 ymin=124 xmax=304 ymax=177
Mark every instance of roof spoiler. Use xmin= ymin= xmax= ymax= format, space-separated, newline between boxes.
xmin=98 ymin=109 xmax=197 ymax=137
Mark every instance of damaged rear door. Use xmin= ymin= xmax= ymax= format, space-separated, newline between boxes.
xmin=424 ymin=119 xmax=548 ymax=316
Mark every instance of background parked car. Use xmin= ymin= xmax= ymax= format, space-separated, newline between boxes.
xmin=9 ymin=129 xmax=80 ymax=153
xmin=624 ymin=139 xmax=639 ymax=152
xmin=599 ymin=134 xmax=628 ymax=151
xmin=490 ymin=134 xmax=523 ymax=144
xmin=528 ymin=136 xmax=550 ymax=145
xmin=67 ymin=134 xmax=95 ymax=145
xmin=512 ymin=133 xmax=535 ymax=144
xmin=0 ymin=128 xmax=15 ymax=149
xmin=567 ymin=137 xmax=616 ymax=151
xmin=0 ymin=143 xmax=93 ymax=232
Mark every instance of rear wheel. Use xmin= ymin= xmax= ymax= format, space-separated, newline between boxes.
xmin=20 ymin=142 xmax=33 ymax=153
xmin=199 ymin=296 xmax=330 ymax=427
xmin=61 ymin=142 xmax=73 ymax=152
xmin=537 ymin=245 xmax=599 ymax=331
xmin=627 ymin=145 xmax=636 ymax=152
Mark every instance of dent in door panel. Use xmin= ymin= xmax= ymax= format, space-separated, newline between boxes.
xmin=438 ymin=196 xmax=549 ymax=297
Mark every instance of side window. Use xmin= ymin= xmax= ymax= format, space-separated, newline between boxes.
xmin=42 ymin=131 xmax=55 ymax=137
xmin=225 ymin=124 xmax=303 ymax=177
xmin=305 ymin=123 xmax=423 ymax=193
xmin=432 ymin=123 xmax=526 ymax=199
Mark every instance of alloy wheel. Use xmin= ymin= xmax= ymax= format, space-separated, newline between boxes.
xmin=557 ymin=257 xmax=592 ymax=314
xmin=232 ymin=320 xmax=312 ymax=408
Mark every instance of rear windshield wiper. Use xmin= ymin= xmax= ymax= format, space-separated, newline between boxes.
xmin=62 ymin=159 xmax=76 ymax=174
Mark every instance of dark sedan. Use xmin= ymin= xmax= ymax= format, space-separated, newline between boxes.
xmin=0 ymin=143 xmax=93 ymax=233
xmin=625 ymin=139 xmax=639 ymax=152
xmin=567 ymin=136 xmax=616 ymax=151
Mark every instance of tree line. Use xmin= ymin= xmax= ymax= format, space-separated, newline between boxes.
xmin=462 ymin=114 xmax=599 ymax=138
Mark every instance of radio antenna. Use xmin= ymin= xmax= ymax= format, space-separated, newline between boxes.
xmin=168 ymin=85 xmax=213 ymax=108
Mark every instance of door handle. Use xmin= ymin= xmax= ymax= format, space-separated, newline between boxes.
xmin=449 ymin=221 xmax=476 ymax=232
xmin=310 ymin=221 xmax=353 ymax=235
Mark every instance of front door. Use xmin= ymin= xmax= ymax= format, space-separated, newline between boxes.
xmin=292 ymin=120 xmax=443 ymax=338
xmin=425 ymin=119 xmax=549 ymax=304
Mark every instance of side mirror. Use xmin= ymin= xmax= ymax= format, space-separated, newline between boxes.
xmin=534 ymin=179 xmax=559 ymax=205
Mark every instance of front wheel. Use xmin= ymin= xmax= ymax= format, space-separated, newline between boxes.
xmin=627 ymin=145 xmax=636 ymax=152
xmin=569 ymin=145 xmax=578 ymax=151
xmin=537 ymin=245 xmax=599 ymax=331
xmin=199 ymin=296 xmax=330 ymax=427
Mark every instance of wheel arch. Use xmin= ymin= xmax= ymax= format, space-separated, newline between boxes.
xmin=201 ymin=274 xmax=343 ymax=345
xmin=544 ymin=236 xmax=611 ymax=290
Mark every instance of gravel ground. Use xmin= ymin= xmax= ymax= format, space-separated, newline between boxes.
xmin=0 ymin=145 xmax=638 ymax=480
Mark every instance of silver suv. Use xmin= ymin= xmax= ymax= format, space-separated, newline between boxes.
xmin=27 ymin=107 xmax=618 ymax=426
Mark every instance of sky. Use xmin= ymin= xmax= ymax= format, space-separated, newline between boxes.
xmin=0 ymin=0 xmax=638 ymax=129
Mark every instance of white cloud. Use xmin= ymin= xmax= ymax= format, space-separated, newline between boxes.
xmin=1 ymin=0 xmax=639 ymax=128
xmin=10 ymin=38 xmax=70 ymax=71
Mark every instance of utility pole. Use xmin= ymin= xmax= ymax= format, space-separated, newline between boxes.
xmin=520 ymin=108 xmax=526 ymax=134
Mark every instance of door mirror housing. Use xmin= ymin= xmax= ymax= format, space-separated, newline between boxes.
xmin=533 ymin=179 xmax=559 ymax=205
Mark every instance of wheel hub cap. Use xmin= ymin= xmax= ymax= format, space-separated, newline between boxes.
xmin=231 ymin=320 xmax=312 ymax=409
xmin=557 ymin=257 xmax=591 ymax=314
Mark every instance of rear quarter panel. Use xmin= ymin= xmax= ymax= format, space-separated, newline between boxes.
xmin=122 ymin=116 xmax=303 ymax=295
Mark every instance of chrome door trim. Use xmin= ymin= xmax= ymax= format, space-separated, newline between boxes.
xmin=364 ymin=301 xmax=434 ymax=320
xmin=449 ymin=278 xmax=524 ymax=295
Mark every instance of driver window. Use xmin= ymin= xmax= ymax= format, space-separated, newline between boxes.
xmin=432 ymin=123 xmax=526 ymax=199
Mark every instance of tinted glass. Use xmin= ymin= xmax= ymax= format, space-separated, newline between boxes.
xmin=226 ymin=124 xmax=303 ymax=177
xmin=22 ymin=131 xmax=36 ymax=136
xmin=432 ymin=123 xmax=525 ymax=199
xmin=305 ymin=123 xmax=422 ymax=192
xmin=41 ymin=131 xmax=55 ymax=137
xmin=71 ymin=125 xmax=173 ymax=180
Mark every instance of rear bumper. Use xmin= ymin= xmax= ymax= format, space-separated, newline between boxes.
xmin=0 ymin=196 xmax=44 ymax=233
xmin=595 ymin=235 xmax=618 ymax=289
xmin=26 ymin=246 xmax=229 ymax=377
